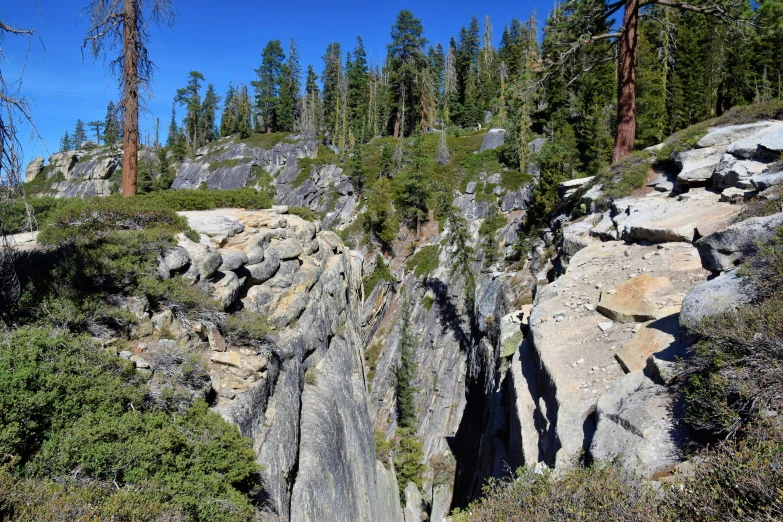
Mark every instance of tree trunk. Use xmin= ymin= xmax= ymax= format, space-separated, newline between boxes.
xmin=612 ymin=0 xmax=640 ymax=164
xmin=121 ymin=0 xmax=138 ymax=197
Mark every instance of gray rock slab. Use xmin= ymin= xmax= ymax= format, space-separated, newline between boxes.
xmin=480 ymin=128 xmax=506 ymax=152
xmin=241 ymin=249 xmax=281 ymax=285
xmin=697 ymin=122 xmax=779 ymax=148
xmin=680 ymin=270 xmax=755 ymax=331
xmin=726 ymin=123 xmax=783 ymax=158
xmin=751 ymin=170 xmax=783 ymax=191
xmin=696 ymin=212 xmax=783 ymax=271
xmin=590 ymin=371 xmax=684 ymax=477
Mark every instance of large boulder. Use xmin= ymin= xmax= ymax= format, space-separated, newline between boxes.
xmin=751 ymin=170 xmax=783 ymax=191
xmin=590 ymin=371 xmax=684 ymax=477
xmin=180 ymin=212 xmax=245 ymax=238
xmin=241 ymin=249 xmax=281 ymax=285
xmin=178 ymin=238 xmax=223 ymax=281
xmin=712 ymin=154 xmax=769 ymax=189
xmin=480 ymin=128 xmax=506 ymax=152
xmin=726 ymin=123 xmax=783 ymax=159
xmin=558 ymin=176 xmax=594 ymax=198
xmin=24 ymin=157 xmax=44 ymax=182
xmin=501 ymin=186 xmax=532 ymax=212
xmin=402 ymin=482 xmax=426 ymax=522
xmin=675 ymin=147 xmax=723 ymax=185
xmin=680 ymin=270 xmax=755 ymax=330
xmin=696 ymin=212 xmax=783 ymax=271
xmin=696 ymin=121 xmax=779 ymax=148
xmin=210 ymin=270 xmax=241 ymax=310
xmin=70 ymin=157 xmax=119 ymax=180
xmin=47 ymin=151 xmax=79 ymax=178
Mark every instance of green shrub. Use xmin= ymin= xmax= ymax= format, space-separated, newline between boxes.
xmin=0 ymin=328 xmax=145 ymax=464
xmin=0 ymin=196 xmax=68 ymax=235
xmin=394 ymin=428 xmax=425 ymax=499
xmin=363 ymin=255 xmax=395 ymax=296
xmin=374 ymin=429 xmax=394 ymax=467
xmin=30 ymin=400 xmax=260 ymax=521
xmin=364 ymin=342 xmax=383 ymax=383
xmin=296 ymin=146 xmax=341 ymax=187
xmin=406 ymin=245 xmax=440 ymax=278
xmin=422 ymin=295 xmax=435 ymax=311
xmin=238 ymin=131 xmax=293 ymax=150
xmin=223 ymin=309 xmax=272 ymax=347
xmin=288 ymin=206 xmax=322 ymax=222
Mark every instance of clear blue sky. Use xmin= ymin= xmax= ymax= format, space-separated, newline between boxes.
xmin=4 ymin=0 xmax=552 ymax=168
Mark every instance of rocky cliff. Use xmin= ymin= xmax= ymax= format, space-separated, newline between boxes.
xmin=131 ymin=208 xmax=403 ymax=521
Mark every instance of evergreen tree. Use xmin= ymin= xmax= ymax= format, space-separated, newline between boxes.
xmin=175 ymin=71 xmax=205 ymax=151
xmin=322 ymin=42 xmax=343 ymax=142
xmin=220 ymin=82 xmax=237 ymax=137
xmin=445 ymin=210 xmax=476 ymax=320
xmin=364 ymin=177 xmax=399 ymax=252
xmin=347 ymin=146 xmax=367 ymax=192
xmin=73 ymin=120 xmax=86 ymax=149
xmin=388 ymin=10 xmax=427 ymax=138
xmin=379 ymin=143 xmax=394 ymax=178
xmin=167 ymin=104 xmax=179 ymax=147
xmin=347 ymin=37 xmax=370 ymax=143
xmin=395 ymin=133 xmax=430 ymax=239
xmin=104 ymin=101 xmax=120 ymax=145
xmin=236 ymin=84 xmax=253 ymax=139
xmin=88 ymin=120 xmax=104 ymax=146
xmin=200 ymin=84 xmax=220 ymax=145
xmin=287 ymin=39 xmax=302 ymax=130
xmin=253 ymin=40 xmax=286 ymax=133
xmin=302 ymin=65 xmax=321 ymax=134
xmin=396 ymin=295 xmax=418 ymax=430
xmin=59 ymin=131 xmax=73 ymax=152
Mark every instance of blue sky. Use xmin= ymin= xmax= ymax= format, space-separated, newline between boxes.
xmin=4 ymin=0 xmax=552 ymax=168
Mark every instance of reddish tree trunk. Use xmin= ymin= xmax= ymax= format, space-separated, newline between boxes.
xmin=612 ymin=0 xmax=640 ymax=164
xmin=121 ymin=0 xmax=138 ymax=197
xmin=393 ymin=106 xmax=402 ymax=139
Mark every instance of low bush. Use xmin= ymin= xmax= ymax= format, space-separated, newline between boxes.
xmin=406 ymin=245 xmax=440 ymax=278
xmin=0 ymin=326 xmax=261 ymax=521
xmin=592 ymin=151 xmax=652 ymax=203
xmin=394 ymin=428 xmax=425 ymax=499
xmin=363 ymin=255 xmax=395 ymax=296
xmin=223 ymin=309 xmax=273 ymax=347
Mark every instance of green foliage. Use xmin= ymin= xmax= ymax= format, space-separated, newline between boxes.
xmin=296 ymin=146 xmax=341 ymax=187
xmin=288 ymin=206 xmax=322 ymax=222
xmin=22 ymin=166 xmax=63 ymax=196
xmin=364 ymin=177 xmax=399 ymax=251
xmin=237 ymin=131 xmax=293 ymax=150
xmin=0 ymin=328 xmax=144 ymax=465
xmin=422 ymin=295 xmax=435 ymax=311
xmin=29 ymin=401 xmax=260 ymax=521
xmin=500 ymin=170 xmax=533 ymax=191
xmin=363 ymin=255 xmax=395 ymax=296
xmin=406 ymin=245 xmax=440 ymax=278
xmin=223 ymin=309 xmax=272 ymax=346
xmin=394 ymin=428 xmax=425 ymax=498
xmin=208 ymin=158 xmax=242 ymax=171
xmin=681 ymin=228 xmax=783 ymax=440
xmin=374 ymin=429 xmax=394 ymax=466
xmin=396 ymin=297 xmax=418 ymax=430
xmin=0 ymin=196 xmax=68 ymax=235
xmin=593 ymin=152 xmax=653 ymax=202
xmin=365 ymin=343 xmax=384 ymax=384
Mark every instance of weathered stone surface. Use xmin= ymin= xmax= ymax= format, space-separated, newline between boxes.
xmin=180 ymin=211 xmax=245 ymax=238
xmin=713 ymin=154 xmax=769 ymax=189
xmin=598 ymin=275 xmax=674 ymax=324
xmin=70 ymin=157 xmax=119 ymax=180
xmin=561 ymin=215 xmax=601 ymax=260
xmin=241 ymin=249 xmax=281 ymax=285
xmin=696 ymin=212 xmax=783 ymax=271
xmin=211 ymin=270 xmax=241 ymax=310
xmin=178 ymin=238 xmax=222 ymax=281
xmin=726 ymin=122 xmax=783 ymax=158
xmin=244 ymin=246 xmax=265 ymax=265
xmin=160 ymin=246 xmax=190 ymax=272
xmin=430 ymin=483 xmax=453 ymax=522
xmin=720 ymin=187 xmax=756 ymax=202
xmin=480 ymin=128 xmax=506 ymax=152
xmin=675 ymin=147 xmax=723 ymax=184
xmin=218 ymin=249 xmax=248 ymax=271
xmin=24 ymin=157 xmax=44 ymax=182
xmin=697 ymin=122 xmax=779 ymax=148
xmin=47 ymin=151 xmax=78 ymax=178
xmin=613 ymin=188 xmax=740 ymax=243
xmin=403 ymin=483 xmax=426 ymax=522
xmin=590 ymin=371 xmax=683 ymax=477
xmin=465 ymin=181 xmax=477 ymax=194
xmin=501 ymin=186 xmax=532 ymax=212
xmin=751 ymin=170 xmax=783 ymax=191
xmin=528 ymin=241 xmax=707 ymax=469
xmin=266 ymin=259 xmax=300 ymax=289
xmin=274 ymin=237 xmax=304 ymax=259
xmin=680 ymin=270 xmax=755 ymax=330
xmin=558 ymin=176 xmax=594 ymax=198
xmin=614 ymin=315 xmax=683 ymax=373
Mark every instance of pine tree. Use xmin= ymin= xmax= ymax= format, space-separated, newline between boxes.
xmin=445 ymin=211 xmax=476 ymax=320
xmin=253 ymin=40 xmax=286 ymax=134
xmin=175 ymin=71 xmax=205 ymax=151
xmin=388 ymin=10 xmax=427 ymax=138
xmin=200 ymin=84 xmax=220 ymax=145
xmin=396 ymin=295 xmax=418 ymax=431
xmin=104 ymin=101 xmax=120 ymax=145
xmin=322 ymin=42 xmax=343 ymax=142
xmin=73 ymin=119 xmax=86 ymax=149
xmin=302 ymin=65 xmax=321 ymax=134
xmin=347 ymin=37 xmax=370 ymax=144
xmin=237 ymin=84 xmax=252 ymax=139
xmin=347 ymin=146 xmax=367 ymax=193
xmin=88 ymin=120 xmax=104 ymax=146
xmin=364 ymin=177 xmax=399 ymax=252
xmin=287 ymin=39 xmax=302 ymax=130
xmin=395 ymin=133 xmax=430 ymax=239
xmin=220 ymin=82 xmax=237 ymax=137
xmin=167 ymin=104 xmax=179 ymax=147
xmin=59 ymin=131 xmax=73 ymax=152
xmin=437 ymin=130 xmax=451 ymax=166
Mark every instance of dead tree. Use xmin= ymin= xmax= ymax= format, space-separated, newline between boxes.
xmin=82 ymin=0 xmax=175 ymax=197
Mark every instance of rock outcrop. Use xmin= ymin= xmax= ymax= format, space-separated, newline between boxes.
xmin=143 ymin=208 xmax=402 ymax=520
xmin=24 ymin=157 xmax=44 ymax=182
